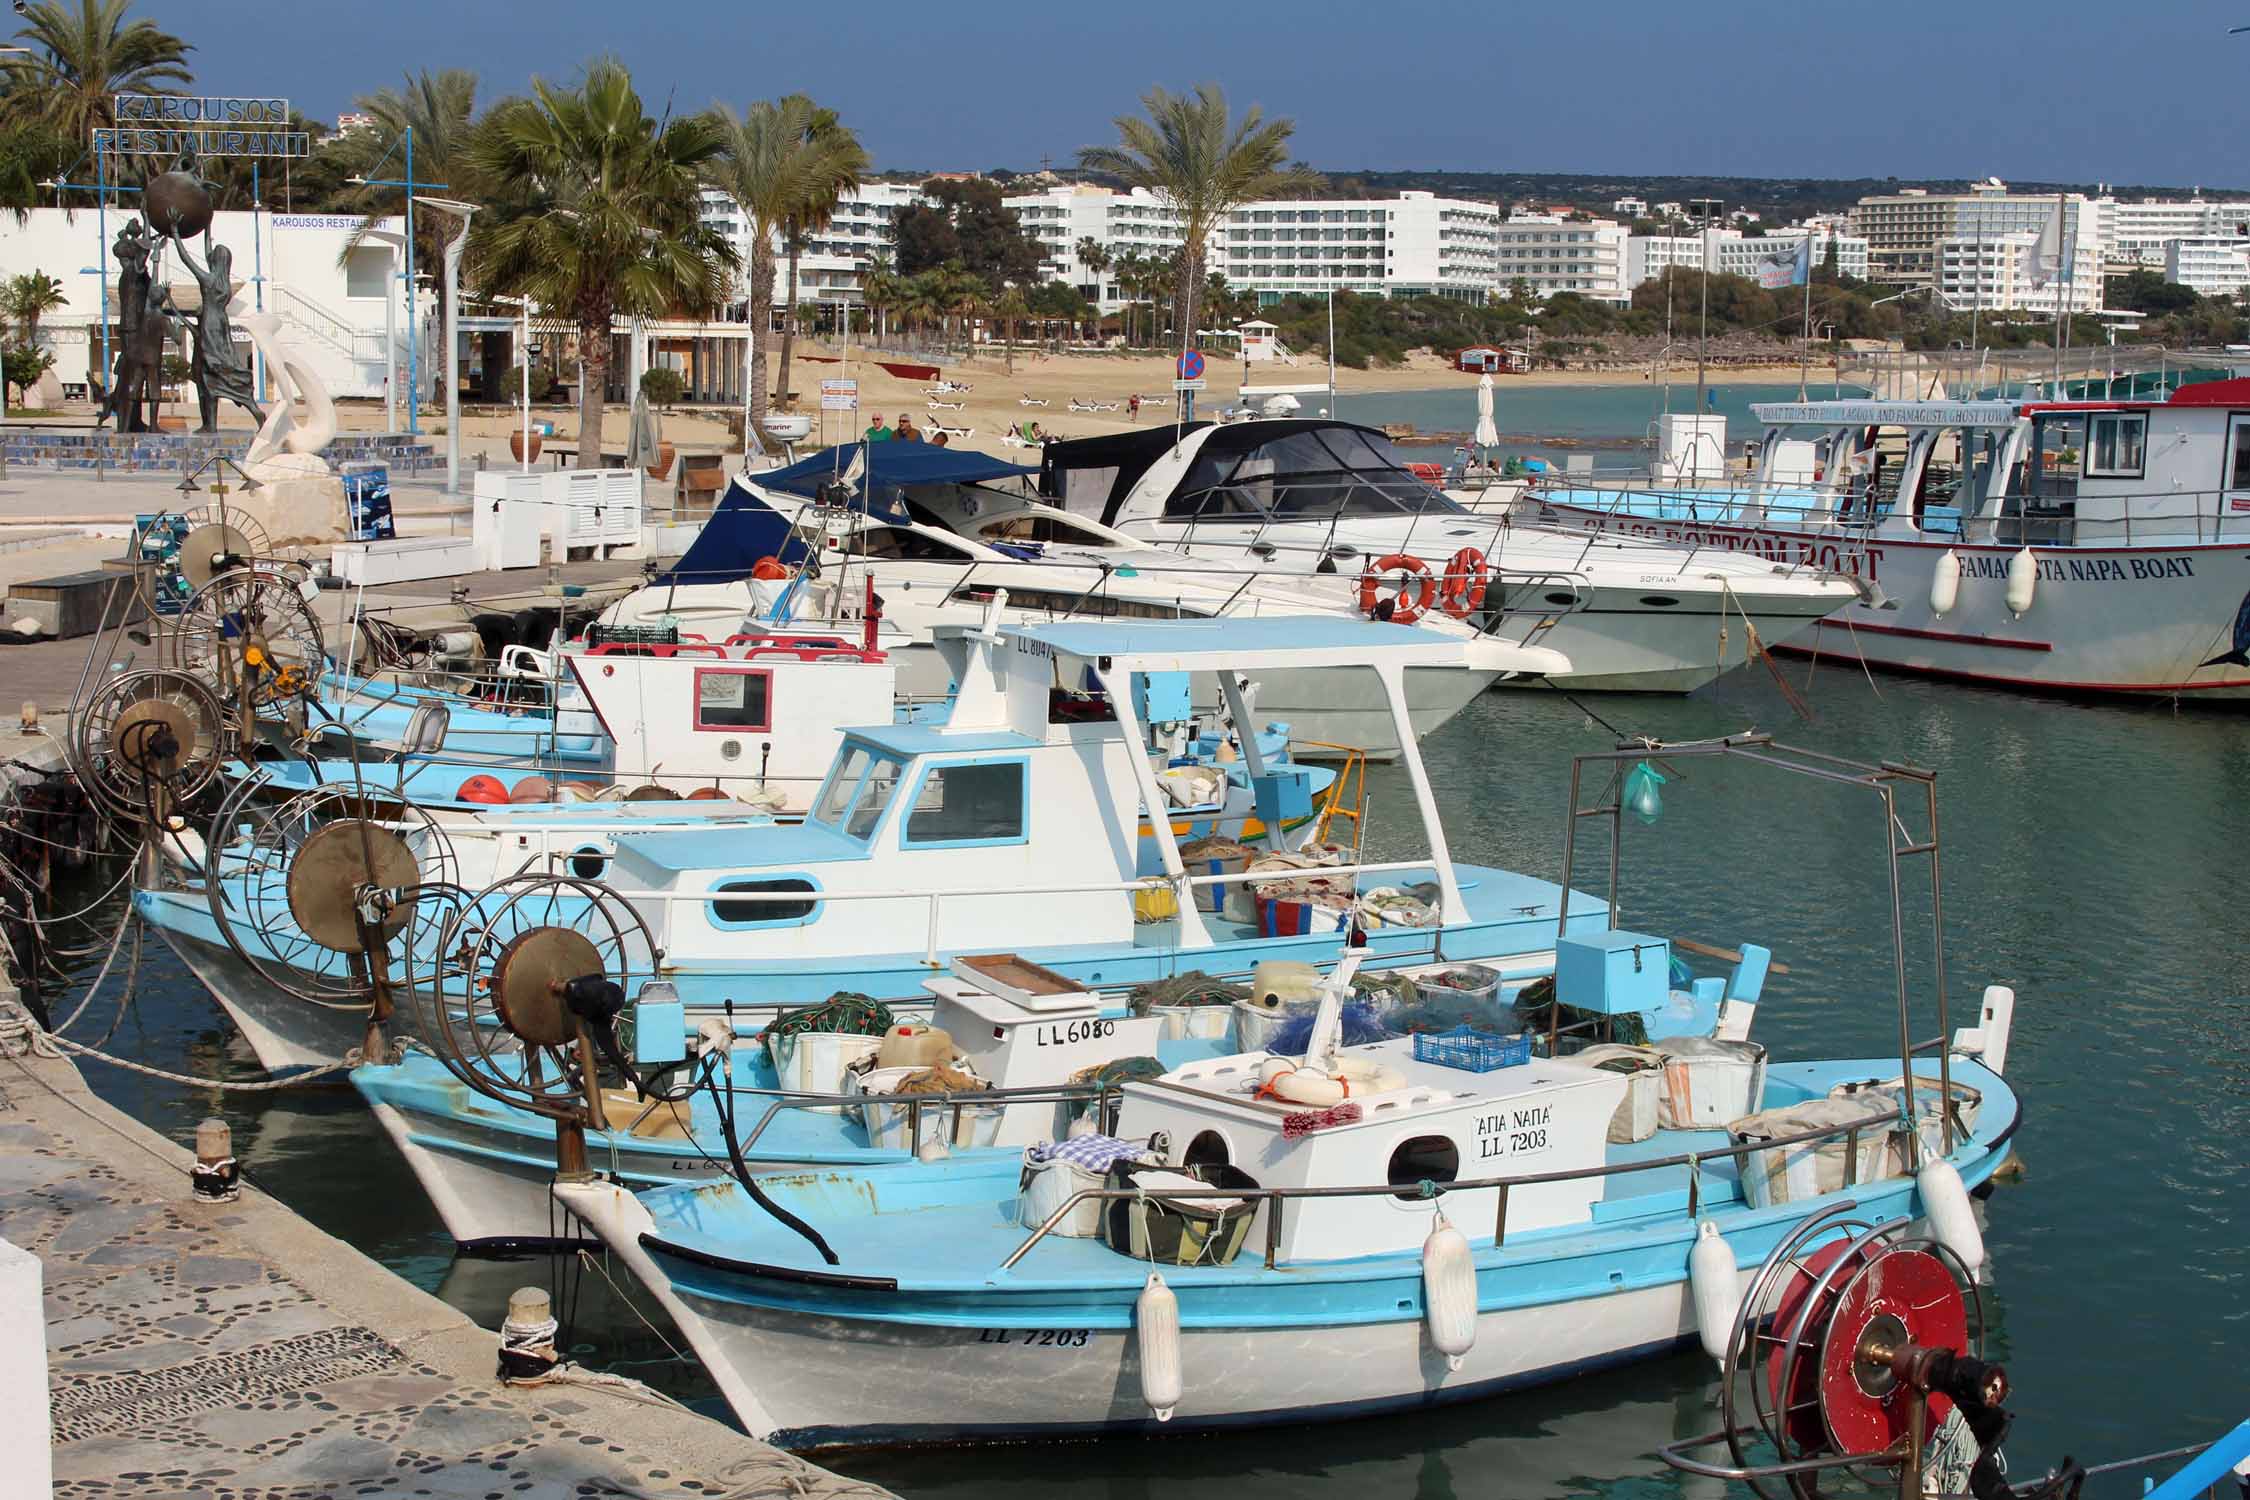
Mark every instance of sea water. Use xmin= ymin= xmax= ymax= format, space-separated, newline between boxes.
xmin=64 ymin=660 xmax=2249 ymax=1497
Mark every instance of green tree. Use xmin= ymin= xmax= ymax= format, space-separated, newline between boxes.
xmin=639 ymin=365 xmax=685 ymax=407
xmin=0 ymin=119 xmax=74 ymax=219
xmin=772 ymin=100 xmax=867 ymax=423
xmin=1079 ymin=83 xmax=1311 ymax=344
xmin=703 ymin=94 xmax=867 ymax=452
xmin=991 ymin=282 xmax=1029 ymax=374
xmin=1073 ymin=234 xmax=1110 ymax=301
xmin=3 ymin=344 xmax=56 ymax=408
xmin=2 ymin=0 xmax=190 ymax=145
xmin=860 ymin=251 xmax=901 ymax=345
xmin=471 ymin=58 xmax=734 ymax=459
xmin=324 ymin=70 xmax=484 ymax=402
xmin=3 ymin=271 xmax=66 ymax=344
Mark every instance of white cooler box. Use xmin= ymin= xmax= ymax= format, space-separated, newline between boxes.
xmin=848 ymin=1066 xmax=1004 ymax=1153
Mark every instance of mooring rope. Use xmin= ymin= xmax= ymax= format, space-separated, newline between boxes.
xmin=0 ymin=995 xmax=367 ymax=1089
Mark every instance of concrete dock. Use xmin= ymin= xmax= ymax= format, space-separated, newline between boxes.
xmin=1 ymin=1045 xmax=893 ymax=1500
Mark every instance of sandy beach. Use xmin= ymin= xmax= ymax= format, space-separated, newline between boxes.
xmin=363 ymin=346 xmax=1818 ymax=466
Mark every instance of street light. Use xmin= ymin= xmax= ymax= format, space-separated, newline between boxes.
xmin=414 ymin=195 xmax=478 ymax=495
xmin=1689 ymin=198 xmax=1723 ymax=417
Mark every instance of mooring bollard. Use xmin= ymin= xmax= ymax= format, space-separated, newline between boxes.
xmin=497 ymin=1285 xmax=560 ymax=1383
xmin=190 ymin=1117 xmax=240 ymax=1202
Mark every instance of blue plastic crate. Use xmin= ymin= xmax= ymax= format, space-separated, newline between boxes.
xmin=1412 ymin=1026 xmax=1531 ymax=1073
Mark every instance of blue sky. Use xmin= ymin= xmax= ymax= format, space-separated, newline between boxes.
xmin=140 ymin=0 xmax=2249 ymax=188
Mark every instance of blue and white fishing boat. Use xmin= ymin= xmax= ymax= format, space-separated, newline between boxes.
xmin=139 ymin=615 xmax=1604 ymax=1073
xmin=555 ymin=735 xmax=2024 ymax=1449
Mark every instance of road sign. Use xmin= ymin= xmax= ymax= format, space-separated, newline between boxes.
xmin=820 ymin=378 xmax=858 ymax=411
xmin=1172 ymin=378 xmax=1206 ymax=393
xmin=1177 ymin=350 xmax=1205 ymax=381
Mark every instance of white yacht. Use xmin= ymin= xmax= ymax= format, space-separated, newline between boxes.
xmin=602 ymin=443 xmax=1568 ymax=758
xmin=1072 ymin=419 xmax=1861 ymax=691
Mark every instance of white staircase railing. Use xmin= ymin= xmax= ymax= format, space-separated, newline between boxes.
xmin=272 ymin=284 xmax=360 ymax=359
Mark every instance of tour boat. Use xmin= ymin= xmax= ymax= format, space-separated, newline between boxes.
xmin=599 ymin=441 xmax=1569 ymax=759
xmin=1076 ymin=418 xmax=1861 ymax=692
xmin=137 ymin=614 xmax=1582 ymax=1073
xmin=1529 ymin=380 xmax=2250 ymax=698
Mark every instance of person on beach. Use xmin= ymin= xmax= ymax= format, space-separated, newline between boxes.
xmin=1128 ymin=393 xmax=1141 ymax=421
xmin=896 ymin=414 xmax=923 ymax=442
xmin=865 ymin=414 xmax=892 ymax=443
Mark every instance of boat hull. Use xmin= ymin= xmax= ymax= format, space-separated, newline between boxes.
xmin=1503 ymin=585 xmax=1842 ymax=693
xmin=1542 ymin=502 xmax=2250 ymax=698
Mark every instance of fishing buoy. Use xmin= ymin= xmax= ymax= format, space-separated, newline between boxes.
xmin=1918 ymin=1157 xmax=1985 ymax=1274
xmin=510 ymin=774 xmax=554 ymax=803
xmin=685 ymin=786 xmax=729 ymax=800
xmin=2004 ymin=547 xmax=2037 ymax=617
xmin=1688 ymin=1220 xmax=1740 ymax=1366
xmin=1421 ymin=1220 xmax=1476 ymax=1372
xmin=457 ymin=774 xmax=509 ymax=805
xmin=1136 ymin=1272 xmax=1182 ymax=1421
xmin=1929 ymin=549 xmax=1961 ymax=617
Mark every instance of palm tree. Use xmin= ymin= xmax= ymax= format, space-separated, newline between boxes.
xmin=0 ymin=120 xmax=75 ymax=219
xmin=1078 ymin=83 xmax=1306 ymax=349
xmin=327 ymin=70 xmax=482 ymax=403
xmin=991 ymin=283 xmax=1029 ymax=375
xmin=896 ymin=271 xmax=942 ymax=349
xmin=703 ymin=95 xmax=868 ymax=453
xmin=4 ymin=271 xmax=67 ymax=344
xmin=470 ymin=59 xmax=734 ymax=460
xmin=931 ymin=262 xmax=985 ymax=354
xmin=860 ymin=252 xmax=900 ymax=346
xmin=3 ymin=0 xmax=191 ymax=145
xmin=773 ymin=101 xmax=866 ymax=416
xmin=1073 ymin=234 xmax=1110 ymax=302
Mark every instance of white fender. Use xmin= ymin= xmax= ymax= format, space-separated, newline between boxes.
xmin=1136 ymin=1272 xmax=1182 ymax=1420
xmin=1688 ymin=1220 xmax=1740 ymax=1366
xmin=1918 ymin=1157 xmax=1985 ymax=1274
xmin=1929 ymin=549 xmax=1961 ymax=617
xmin=1421 ymin=1220 xmax=1477 ymax=1372
xmin=2004 ymin=547 xmax=2037 ymax=617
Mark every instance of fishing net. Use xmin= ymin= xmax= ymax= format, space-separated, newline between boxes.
xmin=1126 ymin=971 xmax=1247 ymax=1017
xmin=761 ymin=991 xmax=895 ymax=1072
xmin=1066 ymin=1055 xmax=1167 ymax=1121
xmin=1511 ymin=974 xmax=1650 ymax=1048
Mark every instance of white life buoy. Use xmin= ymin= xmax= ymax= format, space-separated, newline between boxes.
xmin=1929 ymin=549 xmax=1961 ymax=618
xmin=2004 ymin=547 xmax=2037 ymax=617
xmin=1257 ymin=1054 xmax=1406 ymax=1106
xmin=1136 ymin=1272 xmax=1182 ymax=1420
xmin=1422 ymin=1220 xmax=1477 ymax=1371
xmin=1687 ymin=1220 xmax=1741 ymax=1367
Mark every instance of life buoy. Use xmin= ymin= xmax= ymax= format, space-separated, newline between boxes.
xmin=1439 ymin=547 xmax=1489 ymax=617
xmin=751 ymin=556 xmax=790 ymax=581
xmin=1256 ymin=1054 xmax=1407 ymax=1105
xmin=1358 ymin=554 xmax=1435 ymax=625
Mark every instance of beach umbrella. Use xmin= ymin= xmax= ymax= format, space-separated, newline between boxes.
xmin=623 ymin=388 xmax=660 ymax=471
xmin=1474 ymin=373 xmax=1500 ymax=452
xmin=1261 ymin=393 xmax=1301 ymax=415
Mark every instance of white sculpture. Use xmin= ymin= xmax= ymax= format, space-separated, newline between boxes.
xmin=237 ymin=310 xmax=338 ymax=472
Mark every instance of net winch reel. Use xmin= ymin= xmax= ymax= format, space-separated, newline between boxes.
xmin=70 ymin=668 xmax=228 ymax=835
xmin=198 ymin=777 xmax=460 ymax=1042
xmin=168 ymin=560 xmax=327 ymax=717
xmin=397 ymin=873 xmax=667 ymax=1178
xmin=1661 ymin=1202 xmax=2082 ymax=1500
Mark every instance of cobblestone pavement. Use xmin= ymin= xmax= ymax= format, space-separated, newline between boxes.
xmin=2 ymin=1050 xmax=894 ymax=1500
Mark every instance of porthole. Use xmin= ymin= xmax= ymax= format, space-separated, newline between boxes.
xmin=1184 ymin=1130 xmax=1230 ymax=1169
xmin=1638 ymin=595 xmax=1680 ymax=607
xmin=569 ymin=846 xmax=607 ymax=881
xmin=1543 ymin=591 xmax=1577 ymax=606
xmin=1387 ymin=1134 xmax=1460 ymax=1200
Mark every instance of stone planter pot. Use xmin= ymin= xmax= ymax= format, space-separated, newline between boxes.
xmin=644 ymin=440 xmax=676 ymax=481
xmin=510 ymin=430 xmax=542 ymax=464
xmin=156 ymin=414 xmax=187 ymax=432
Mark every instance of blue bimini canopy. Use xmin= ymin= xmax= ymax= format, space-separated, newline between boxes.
xmin=658 ymin=444 xmax=1038 ymax=586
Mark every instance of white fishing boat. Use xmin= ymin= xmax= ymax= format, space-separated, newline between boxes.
xmin=1530 ymin=380 xmax=2250 ymax=698
xmin=1076 ymin=418 xmax=1860 ymax=692
xmin=554 ymin=735 xmax=2021 ymax=1449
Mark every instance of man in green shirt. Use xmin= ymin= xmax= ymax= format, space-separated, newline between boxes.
xmin=864 ymin=414 xmax=892 ymax=443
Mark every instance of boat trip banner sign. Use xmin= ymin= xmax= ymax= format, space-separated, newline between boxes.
xmin=96 ymin=94 xmax=309 ymax=158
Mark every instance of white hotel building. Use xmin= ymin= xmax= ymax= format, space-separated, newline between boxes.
xmin=1623 ymin=228 xmax=1871 ymax=289
xmin=1211 ymin=191 xmax=1498 ymax=305
xmin=1934 ymin=233 xmax=2105 ymax=316
xmin=2164 ymin=238 xmax=2250 ymax=299
xmin=1004 ymin=184 xmax=1183 ymax=311
xmin=1494 ymin=215 xmax=1631 ymax=303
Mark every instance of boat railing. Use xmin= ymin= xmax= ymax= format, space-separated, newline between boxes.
xmin=721 ymin=1078 xmax=1141 ymax=1155
xmin=996 ymin=1097 xmax=1974 ymax=1273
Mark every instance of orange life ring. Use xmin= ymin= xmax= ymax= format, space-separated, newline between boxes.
xmin=1440 ymin=547 xmax=1489 ymax=617
xmin=1357 ymin=554 xmax=1435 ymax=625
xmin=751 ymin=556 xmax=790 ymax=581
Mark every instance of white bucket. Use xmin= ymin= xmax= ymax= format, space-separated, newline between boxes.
xmin=1656 ymin=1038 xmax=1768 ymax=1129
xmin=777 ymin=1032 xmax=885 ymax=1114
xmin=849 ymin=1066 xmax=1004 ymax=1153
xmin=1733 ymin=1096 xmax=1901 ymax=1208
xmin=1232 ymin=999 xmax=1313 ymax=1053
xmin=1019 ymin=1154 xmax=1114 ymax=1237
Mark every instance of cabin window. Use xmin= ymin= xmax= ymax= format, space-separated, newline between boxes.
xmin=812 ymin=747 xmax=872 ymax=825
xmin=711 ymin=877 xmax=819 ymax=925
xmin=1387 ymin=1135 xmax=1460 ymax=1200
xmin=693 ymin=668 xmax=772 ymax=731
xmin=569 ymin=846 xmax=608 ymax=881
xmin=810 ymin=746 xmax=905 ymax=841
xmin=901 ymin=758 xmax=1028 ymax=846
xmin=846 ymin=758 xmax=905 ymax=840
xmin=2231 ymin=422 xmax=2250 ymax=491
xmin=2084 ymin=413 xmax=2146 ymax=479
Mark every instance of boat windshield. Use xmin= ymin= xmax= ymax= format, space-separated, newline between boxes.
xmin=811 ymin=746 xmax=908 ymax=840
xmin=1164 ymin=425 xmax=1462 ymax=522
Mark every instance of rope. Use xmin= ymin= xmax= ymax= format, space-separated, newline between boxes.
xmin=0 ymin=997 xmax=367 ymax=1089
xmin=48 ymin=905 xmax=133 ymax=1036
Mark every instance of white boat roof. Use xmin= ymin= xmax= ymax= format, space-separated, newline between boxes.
xmin=1750 ymin=399 xmax=2022 ymax=428
xmin=995 ymin=617 xmax=1467 ymax=672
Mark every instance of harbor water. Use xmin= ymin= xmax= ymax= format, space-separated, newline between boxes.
xmin=59 ymin=657 xmax=2249 ymax=1496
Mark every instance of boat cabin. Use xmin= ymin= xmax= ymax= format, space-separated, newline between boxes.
xmin=1741 ymin=378 xmax=2250 ymax=546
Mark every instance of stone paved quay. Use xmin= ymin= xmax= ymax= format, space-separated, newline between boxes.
xmin=0 ymin=1047 xmax=894 ymax=1500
